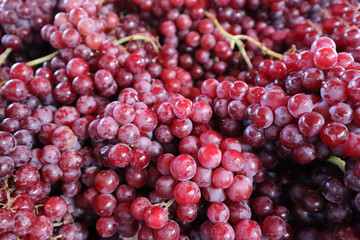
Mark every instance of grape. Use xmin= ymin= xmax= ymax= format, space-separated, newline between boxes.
xmin=155 ymin=175 xmax=176 ymax=199
xmin=96 ymin=216 xmax=119 ymax=238
xmin=0 ymin=131 xmax=16 ymax=155
xmin=211 ymin=222 xmax=235 ymax=240
xmin=198 ymin=144 xmax=222 ymax=169
xmin=0 ymin=156 xmax=15 ymax=179
xmin=174 ymin=181 xmax=201 ymax=205
xmin=298 ymin=112 xmax=325 ymax=136
xmin=310 ymin=37 xmax=336 ymax=53
xmin=94 ymin=193 xmax=117 ymax=217
xmin=144 ymin=205 xmax=168 ymax=229
xmin=44 ymin=196 xmax=67 ymax=219
xmin=280 ymin=124 xmax=305 ymax=149
xmin=170 ymin=154 xmax=197 ymax=181
xmin=131 ymin=197 xmax=151 ymax=221
xmin=0 ymin=209 xmax=14 ymax=234
xmin=235 ymin=220 xmax=262 ymax=240
xmin=28 ymin=215 xmax=53 ymax=240
xmin=13 ymin=209 xmax=36 ymax=235
xmin=320 ymin=122 xmax=349 ymax=148
xmin=58 ymin=224 xmax=82 ymax=240
xmin=207 ymin=202 xmax=230 ymax=223
xmin=212 ymin=167 xmax=234 ymax=189
xmin=226 ymin=175 xmax=253 ymax=202
xmin=94 ymin=170 xmax=119 ymax=194
xmin=287 ymin=93 xmax=313 ymax=118
xmin=154 ymin=220 xmax=180 ymax=240
xmin=108 ymin=143 xmax=132 ymax=168
xmin=177 ymin=204 xmax=197 ymax=223
xmin=14 ymin=165 xmax=40 ymax=188
xmin=252 ymin=196 xmax=273 ymax=217
xmin=321 ymin=78 xmax=347 ymax=105
xmin=114 ymin=202 xmax=134 ymax=225
xmin=261 ymin=215 xmax=287 ymax=240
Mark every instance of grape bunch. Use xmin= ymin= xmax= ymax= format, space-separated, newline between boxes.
xmin=1 ymin=0 xmax=360 ymax=239
xmin=0 ymin=0 xmax=56 ymax=49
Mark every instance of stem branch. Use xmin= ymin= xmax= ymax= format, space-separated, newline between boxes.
xmin=205 ymin=11 xmax=253 ymax=69
xmin=18 ymin=33 xmax=159 ymax=70
xmin=0 ymin=81 xmax=7 ymax=88
xmin=153 ymin=198 xmax=175 ymax=211
xmin=284 ymin=45 xmax=297 ymax=55
xmin=0 ymin=48 xmax=12 ymax=66
xmin=113 ymin=33 xmax=160 ymax=53
xmin=26 ymin=51 xmax=59 ymax=67
xmin=50 ymin=234 xmax=63 ymax=239
xmin=0 ymin=178 xmax=12 ymax=209
xmin=327 ymin=155 xmax=346 ymax=173
xmin=237 ymin=34 xmax=284 ymax=60
xmin=205 ymin=11 xmax=284 ymax=69
xmin=53 ymin=222 xmax=64 ymax=227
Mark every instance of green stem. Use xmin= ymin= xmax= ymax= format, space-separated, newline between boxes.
xmin=283 ymin=45 xmax=297 ymax=55
xmin=153 ymin=198 xmax=175 ymax=210
xmin=23 ymin=33 xmax=159 ymax=69
xmin=0 ymin=81 xmax=7 ymax=88
xmin=50 ymin=234 xmax=63 ymax=239
xmin=237 ymin=34 xmax=284 ymax=60
xmin=113 ymin=33 xmax=160 ymax=53
xmin=205 ymin=11 xmax=285 ymax=68
xmin=205 ymin=11 xmax=253 ymax=69
xmin=164 ymin=198 xmax=175 ymax=209
xmin=0 ymin=48 xmax=12 ymax=66
xmin=26 ymin=51 xmax=59 ymax=67
xmin=52 ymin=222 xmax=64 ymax=227
xmin=327 ymin=155 xmax=346 ymax=173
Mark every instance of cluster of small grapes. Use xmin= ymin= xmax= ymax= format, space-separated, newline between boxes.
xmin=129 ymin=0 xmax=296 ymax=80
xmin=130 ymin=0 xmax=356 ymax=81
xmin=288 ymin=1 xmax=360 ymax=53
xmin=0 ymin=156 xmax=88 ymax=239
xmin=0 ymin=0 xmax=55 ymax=48
xmin=0 ymin=0 xmax=58 ymax=64
xmin=242 ymin=155 xmax=360 ymax=239
xmin=40 ymin=0 xmax=121 ymax=51
xmin=195 ymin=36 xmax=360 ymax=164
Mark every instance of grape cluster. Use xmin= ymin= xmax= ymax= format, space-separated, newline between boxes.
xmin=0 ymin=0 xmax=56 ymax=50
xmin=1 ymin=0 xmax=360 ymax=239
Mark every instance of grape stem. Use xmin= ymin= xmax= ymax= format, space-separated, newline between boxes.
xmin=35 ymin=203 xmax=44 ymax=215
xmin=26 ymin=51 xmax=59 ymax=67
xmin=204 ymin=11 xmax=253 ymax=69
xmin=327 ymin=155 xmax=346 ymax=173
xmin=153 ymin=198 xmax=175 ymax=211
xmin=0 ymin=178 xmax=12 ymax=210
xmin=344 ymin=0 xmax=357 ymax=11
xmin=283 ymin=45 xmax=297 ymax=55
xmin=50 ymin=234 xmax=63 ymax=239
xmin=53 ymin=222 xmax=64 ymax=227
xmin=205 ymin=11 xmax=283 ymax=69
xmin=113 ymin=33 xmax=160 ymax=53
xmin=320 ymin=8 xmax=349 ymax=26
xmin=237 ymin=34 xmax=284 ymax=60
xmin=306 ymin=19 xmax=323 ymax=34
xmin=0 ymin=81 xmax=7 ymax=88
xmin=23 ymin=33 xmax=160 ymax=69
xmin=0 ymin=48 xmax=12 ymax=66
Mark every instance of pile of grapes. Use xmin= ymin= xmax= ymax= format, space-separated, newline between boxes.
xmin=1 ymin=0 xmax=360 ymax=239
